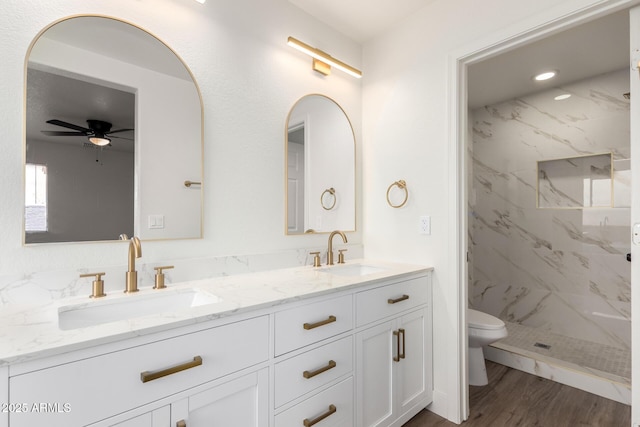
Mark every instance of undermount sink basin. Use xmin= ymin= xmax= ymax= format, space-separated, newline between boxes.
xmin=58 ymin=289 xmax=222 ymax=330
xmin=320 ymin=264 xmax=388 ymax=277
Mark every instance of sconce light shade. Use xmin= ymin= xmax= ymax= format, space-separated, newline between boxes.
xmin=287 ymin=36 xmax=362 ymax=79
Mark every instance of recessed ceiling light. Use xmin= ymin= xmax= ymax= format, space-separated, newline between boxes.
xmin=534 ymin=71 xmax=557 ymax=81
xmin=554 ymin=94 xmax=571 ymax=101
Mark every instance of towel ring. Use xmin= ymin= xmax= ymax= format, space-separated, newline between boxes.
xmin=321 ymin=188 xmax=337 ymax=210
xmin=386 ymin=180 xmax=408 ymax=208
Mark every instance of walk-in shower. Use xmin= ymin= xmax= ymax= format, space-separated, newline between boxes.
xmin=468 ymin=68 xmax=631 ymax=404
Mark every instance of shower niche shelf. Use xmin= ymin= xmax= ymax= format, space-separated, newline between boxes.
xmin=537 ymin=153 xmax=614 ymax=209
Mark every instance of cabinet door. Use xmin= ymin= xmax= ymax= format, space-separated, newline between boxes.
xmin=171 ymin=368 xmax=268 ymax=427
xmin=356 ymin=320 xmax=395 ymax=427
xmin=397 ymin=308 xmax=429 ymax=417
xmin=108 ymin=406 xmax=169 ymax=427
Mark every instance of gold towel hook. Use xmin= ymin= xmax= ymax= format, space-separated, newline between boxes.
xmin=386 ymin=180 xmax=408 ymax=208
xmin=320 ymin=187 xmax=337 ymax=210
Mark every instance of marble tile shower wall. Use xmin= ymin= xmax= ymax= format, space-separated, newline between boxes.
xmin=470 ymin=69 xmax=631 ymax=350
xmin=0 ymin=245 xmax=363 ymax=306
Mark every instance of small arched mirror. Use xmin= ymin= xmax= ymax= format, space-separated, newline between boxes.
xmin=24 ymin=16 xmax=203 ymax=244
xmin=285 ymin=95 xmax=355 ymax=234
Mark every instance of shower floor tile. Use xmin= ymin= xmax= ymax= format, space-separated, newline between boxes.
xmin=492 ymin=322 xmax=630 ymax=384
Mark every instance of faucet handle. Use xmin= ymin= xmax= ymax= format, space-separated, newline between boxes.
xmin=80 ymin=272 xmax=107 ymax=298
xmin=310 ymin=252 xmax=322 ymax=268
xmin=153 ymin=265 xmax=174 ymax=289
xmin=338 ymin=249 xmax=347 ymax=264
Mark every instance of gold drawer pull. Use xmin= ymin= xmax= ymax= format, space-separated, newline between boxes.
xmin=303 ymin=404 xmax=337 ymax=427
xmin=176 ymin=421 xmax=187 ymax=427
xmin=140 ymin=356 xmax=203 ymax=383
xmin=303 ymin=360 xmax=337 ymax=379
xmin=387 ymin=294 xmax=409 ymax=304
xmin=303 ymin=315 xmax=336 ymax=330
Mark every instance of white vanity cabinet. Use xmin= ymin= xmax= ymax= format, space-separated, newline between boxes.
xmin=8 ymin=315 xmax=269 ymax=427
xmin=1 ymin=264 xmax=433 ymax=427
xmin=273 ymin=294 xmax=355 ymax=427
xmin=355 ymin=277 xmax=433 ymax=427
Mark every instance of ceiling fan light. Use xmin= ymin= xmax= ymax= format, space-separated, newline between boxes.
xmin=89 ymin=136 xmax=111 ymax=146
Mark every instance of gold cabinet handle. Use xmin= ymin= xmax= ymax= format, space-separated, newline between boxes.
xmin=387 ymin=294 xmax=409 ymax=304
xmin=176 ymin=421 xmax=186 ymax=427
xmin=140 ymin=356 xmax=202 ymax=383
xmin=303 ymin=404 xmax=337 ymax=427
xmin=303 ymin=360 xmax=337 ymax=379
xmin=303 ymin=315 xmax=336 ymax=330
xmin=393 ymin=328 xmax=406 ymax=362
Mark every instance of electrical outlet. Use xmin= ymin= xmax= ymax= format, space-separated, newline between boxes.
xmin=419 ymin=215 xmax=431 ymax=235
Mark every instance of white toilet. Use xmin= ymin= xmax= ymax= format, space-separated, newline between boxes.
xmin=468 ymin=308 xmax=508 ymax=386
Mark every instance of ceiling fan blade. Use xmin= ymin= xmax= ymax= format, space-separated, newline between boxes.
xmin=46 ymin=119 xmax=92 ymax=133
xmin=107 ymin=128 xmax=134 ymax=134
xmin=108 ymin=135 xmax=134 ymax=141
xmin=41 ymin=130 xmax=86 ymax=136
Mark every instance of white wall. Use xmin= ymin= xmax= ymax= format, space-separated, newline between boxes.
xmin=0 ymin=0 xmax=361 ymax=275
xmin=361 ymin=0 xmax=639 ymax=421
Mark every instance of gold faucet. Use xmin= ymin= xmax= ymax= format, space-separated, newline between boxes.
xmin=327 ymin=230 xmax=348 ymax=265
xmin=125 ymin=236 xmax=142 ymax=293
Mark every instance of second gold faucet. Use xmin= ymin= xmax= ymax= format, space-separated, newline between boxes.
xmin=125 ymin=236 xmax=142 ymax=293
xmin=327 ymin=230 xmax=348 ymax=265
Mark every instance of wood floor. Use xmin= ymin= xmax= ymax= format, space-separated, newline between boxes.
xmin=404 ymin=361 xmax=631 ymax=427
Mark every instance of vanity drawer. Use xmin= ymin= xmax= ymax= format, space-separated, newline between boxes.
xmin=275 ymin=376 xmax=354 ymax=427
xmin=9 ymin=315 xmax=269 ymax=427
xmin=274 ymin=335 xmax=353 ymax=408
xmin=274 ymin=294 xmax=353 ymax=356
xmin=356 ymin=277 xmax=428 ymax=326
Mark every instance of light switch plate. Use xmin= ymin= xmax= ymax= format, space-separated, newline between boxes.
xmin=148 ymin=215 xmax=165 ymax=229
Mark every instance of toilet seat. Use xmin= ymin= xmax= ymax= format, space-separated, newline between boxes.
xmin=468 ymin=309 xmax=505 ymax=330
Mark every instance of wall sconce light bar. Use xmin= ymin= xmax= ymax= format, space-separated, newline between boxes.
xmin=287 ymin=36 xmax=362 ymax=79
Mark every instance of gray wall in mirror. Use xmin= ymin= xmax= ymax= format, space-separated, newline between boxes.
xmin=25 ymin=15 xmax=203 ymax=244
xmin=286 ymin=95 xmax=355 ymax=234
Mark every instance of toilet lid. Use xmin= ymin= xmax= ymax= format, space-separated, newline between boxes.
xmin=468 ymin=309 xmax=505 ymax=330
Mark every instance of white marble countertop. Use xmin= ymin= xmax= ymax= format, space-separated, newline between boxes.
xmin=0 ymin=259 xmax=432 ymax=367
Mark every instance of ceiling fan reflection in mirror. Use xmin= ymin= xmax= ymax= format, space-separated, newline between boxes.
xmin=42 ymin=119 xmax=134 ymax=146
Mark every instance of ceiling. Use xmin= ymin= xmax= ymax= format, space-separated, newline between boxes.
xmin=291 ymin=2 xmax=630 ymax=108
xmin=288 ymin=0 xmax=436 ymax=43
xmin=25 ymin=17 xmax=186 ymax=152
xmin=467 ymin=9 xmax=630 ymax=108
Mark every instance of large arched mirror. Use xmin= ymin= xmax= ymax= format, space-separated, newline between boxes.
xmin=24 ymin=16 xmax=203 ymax=244
xmin=286 ymin=95 xmax=355 ymax=234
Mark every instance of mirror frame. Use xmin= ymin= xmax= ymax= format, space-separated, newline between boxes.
xmin=23 ymin=14 xmax=205 ymax=245
xmin=284 ymin=94 xmax=356 ymax=235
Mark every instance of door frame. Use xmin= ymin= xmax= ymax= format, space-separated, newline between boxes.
xmin=448 ymin=0 xmax=640 ymax=422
